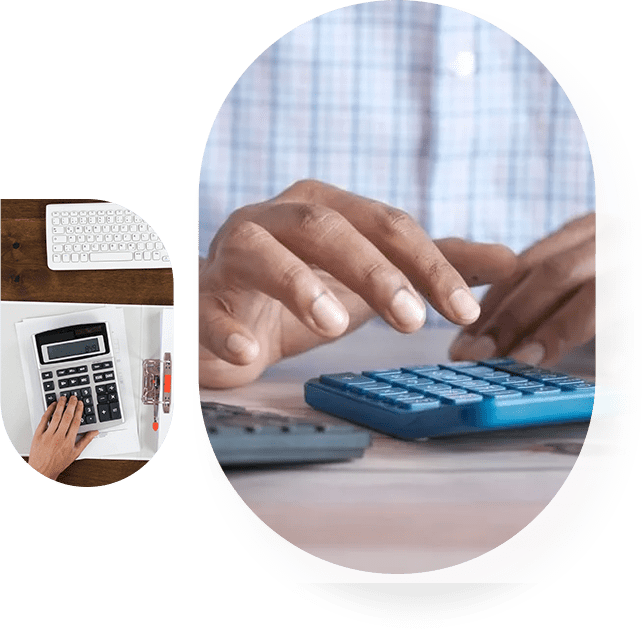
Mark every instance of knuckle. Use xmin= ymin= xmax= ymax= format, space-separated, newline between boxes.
xmin=295 ymin=204 xmax=343 ymax=238
xmin=286 ymin=179 xmax=323 ymax=201
xmin=361 ymin=260 xmax=396 ymax=288
xmin=221 ymin=220 xmax=267 ymax=252
xmin=376 ymin=206 xmax=415 ymax=238
xmin=279 ymin=263 xmax=310 ymax=295
xmin=539 ymin=257 xmax=567 ymax=284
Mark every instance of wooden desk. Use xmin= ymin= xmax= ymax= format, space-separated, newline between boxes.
xmin=201 ymin=322 xmax=594 ymax=573
xmin=2 ymin=199 xmax=173 ymax=486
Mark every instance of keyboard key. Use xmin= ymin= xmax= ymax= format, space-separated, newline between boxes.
xmin=90 ymin=252 xmax=133 ymax=262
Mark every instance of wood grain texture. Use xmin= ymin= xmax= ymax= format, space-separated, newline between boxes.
xmin=22 ymin=456 xmax=147 ymax=487
xmin=1 ymin=199 xmax=173 ymax=305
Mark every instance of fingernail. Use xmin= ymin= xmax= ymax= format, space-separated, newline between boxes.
xmin=311 ymin=292 xmax=348 ymax=333
xmin=390 ymin=288 xmax=426 ymax=329
xmin=449 ymin=332 xmax=475 ymax=359
xmin=510 ymin=342 xmax=546 ymax=365
xmin=457 ymin=335 xmax=496 ymax=361
xmin=449 ymin=288 xmax=481 ymax=323
xmin=225 ymin=332 xmax=257 ymax=358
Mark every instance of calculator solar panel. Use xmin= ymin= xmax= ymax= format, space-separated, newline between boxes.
xmin=304 ymin=358 xmax=594 ymax=440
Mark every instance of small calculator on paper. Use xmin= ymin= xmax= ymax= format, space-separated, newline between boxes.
xmin=34 ymin=323 xmax=126 ymax=433
xmin=304 ymin=358 xmax=594 ymax=440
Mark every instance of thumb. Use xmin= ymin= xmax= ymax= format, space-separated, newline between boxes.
xmin=435 ymin=238 xmax=518 ymax=287
xmin=74 ymin=430 xmax=99 ymax=457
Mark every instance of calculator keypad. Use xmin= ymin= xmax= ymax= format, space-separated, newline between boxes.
xmin=40 ymin=358 xmax=123 ymax=428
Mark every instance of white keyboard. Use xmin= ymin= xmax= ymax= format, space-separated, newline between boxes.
xmin=46 ymin=203 xmax=171 ymax=270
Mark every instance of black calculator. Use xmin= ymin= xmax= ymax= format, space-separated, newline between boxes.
xmin=34 ymin=322 xmax=126 ymax=433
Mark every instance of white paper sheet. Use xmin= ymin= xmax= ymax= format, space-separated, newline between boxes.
xmin=2 ymin=301 xmax=173 ymax=460
xmin=13 ymin=306 xmax=140 ymax=458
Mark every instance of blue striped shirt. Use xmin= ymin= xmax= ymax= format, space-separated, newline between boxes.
xmin=199 ymin=0 xmax=595 ymax=324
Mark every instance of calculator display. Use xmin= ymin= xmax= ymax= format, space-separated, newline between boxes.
xmin=47 ymin=337 xmax=101 ymax=360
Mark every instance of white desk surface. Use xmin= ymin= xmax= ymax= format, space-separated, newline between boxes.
xmin=200 ymin=322 xmax=594 ymax=574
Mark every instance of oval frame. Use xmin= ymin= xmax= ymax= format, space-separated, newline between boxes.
xmin=194 ymin=4 xmax=640 ymax=625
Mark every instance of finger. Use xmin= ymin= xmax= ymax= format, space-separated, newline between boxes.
xmin=56 ymin=395 xmax=78 ymax=434
xmin=201 ymin=221 xmax=351 ymax=362
xmin=451 ymin=236 xmax=595 ymax=360
xmin=65 ymin=398 xmax=84 ymax=439
xmin=435 ymin=239 xmax=518 ymax=287
xmin=520 ymin=212 xmax=595 ymax=268
xmin=35 ymin=401 xmax=57 ymax=436
xmin=253 ymin=204 xmax=428 ymax=332
xmin=276 ymin=181 xmax=481 ymax=324
xmin=509 ymin=279 xmax=595 ymax=366
xmin=459 ymin=213 xmax=595 ymax=339
xmin=199 ymin=290 xmax=263 ymax=365
xmin=73 ymin=431 xmax=99 ymax=457
xmin=48 ymin=395 xmax=68 ymax=432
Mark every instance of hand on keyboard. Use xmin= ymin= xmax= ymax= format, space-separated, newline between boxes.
xmin=200 ymin=179 xmax=517 ymax=388
xmin=450 ymin=212 xmax=595 ymax=367
xmin=28 ymin=396 xmax=98 ymax=481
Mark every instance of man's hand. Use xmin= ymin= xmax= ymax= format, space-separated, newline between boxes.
xmin=449 ymin=212 xmax=595 ymax=366
xmin=28 ymin=396 xmax=98 ymax=481
xmin=200 ymin=180 xmax=517 ymax=388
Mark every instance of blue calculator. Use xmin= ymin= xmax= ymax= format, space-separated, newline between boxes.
xmin=304 ymin=358 xmax=594 ymax=440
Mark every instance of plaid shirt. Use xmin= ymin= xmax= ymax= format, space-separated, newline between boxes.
xmin=199 ymin=1 xmax=595 ymax=322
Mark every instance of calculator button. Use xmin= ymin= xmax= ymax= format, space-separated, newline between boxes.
xmin=396 ymin=396 xmax=441 ymax=411
xmin=107 ymin=392 xmax=118 ymax=403
xmin=438 ymin=392 xmax=484 ymax=405
xmin=43 ymin=381 xmax=55 ymax=392
xmin=97 ymin=405 xmax=111 ymax=421
xmin=91 ymin=363 xmax=102 ymax=370
xmin=84 ymin=414 xmax=96 ymax=424
xmin=109 ymin=404 xmax=122 ymax=420
xmin=77 ymin=365 xmax=88 ymax=373
xmin=79 ymin=375 xmax=90 ymax=384
xmin=83 ymin=397 xmax=93 ymax=406
xmin=69 ymin=377 xmax=80 ymax=386
xmin=85 ymin=405 xmax=95 ymax=416
xmin=81 ymin=388 xmax=91 ymax=396
xmin=94 ymin=373 xmax=105 ymax=382
xmin=66 ymin=367 xmax=78 ymax=375
xmin=103 ymin=371 xmax=115 ymax=381
xmin=95 ymin=385 xmax=107 ymax=395
xmin=97 ymin=395 xmax=109 ymax=404
xmin=319 ymin=373 xmax=374 ymax=389
xmin=45 ymin=393 xmax=57 ymax=405
xmin=42 ymin=371 xmax=54 ymax=379
xmin=56 ymin=369 xmax=68 ymax=377
xmin=58 ymin=379 xmax=69 ymax=388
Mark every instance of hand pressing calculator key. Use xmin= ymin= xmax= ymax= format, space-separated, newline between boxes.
xmin=34 ymin=323 xmax=126 ymax=433
xmin=304 ymin=358 xmax=594 ymax=440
